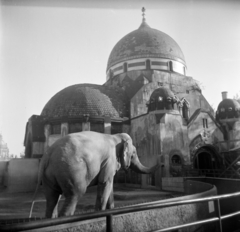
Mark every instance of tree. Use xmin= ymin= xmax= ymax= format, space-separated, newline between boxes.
xmin=19 ymin=150 xmax=25 ymax=158
xmin=233 ymin=92 xmax=240 ymax=104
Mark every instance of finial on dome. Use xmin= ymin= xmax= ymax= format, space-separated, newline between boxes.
xmin=142 ymin=7 xmax=146 ymax=22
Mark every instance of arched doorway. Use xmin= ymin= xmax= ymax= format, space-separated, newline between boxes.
xmin=194 ymin=147 xmax=219 ymax=170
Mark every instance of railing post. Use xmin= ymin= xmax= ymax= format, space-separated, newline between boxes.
xmin=106 ymin=214 xmax=113 ymax=232
xmin=216 ymin=199 xmax=223 ymax=232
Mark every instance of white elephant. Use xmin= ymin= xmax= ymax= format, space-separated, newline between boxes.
xmin=31 ymin=131 xmax=159 ymax=218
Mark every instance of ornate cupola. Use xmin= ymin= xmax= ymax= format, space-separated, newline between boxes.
xmin=216 ymin=92 xmax=240 ymax=127
xmin=147 ymin=87 xmax=178 ymax=112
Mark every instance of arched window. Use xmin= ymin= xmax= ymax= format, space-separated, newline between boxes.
xmin=156 ymin=96 xmax=164 ymax=110
xmin=169 ymin=61 xmax=173 ymax=72
xmin=146 ymin=59 xmax=151 ymax=70
xmin=124 ymin=63 xmax=128 ymax=73
xmin=166 ymin=97 xmax=174 ymax=110
xmin=180 ymin=99 xmax=190 ymax=120
xmin=183 ymin=66 xmax=186 ymax=75
xmin=109 ymin=69 xmax=113 ymax=79
xmin=149 ymin=98 xmax=156 ymax=111
xmin=182 ymin=104 xmax=189 ymax=120
xmin=171 ymin=155 xmax=181 ymax=165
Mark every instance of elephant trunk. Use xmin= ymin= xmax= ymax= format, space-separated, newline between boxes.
xmin=130 ymin=154 xmax=160 ymax=174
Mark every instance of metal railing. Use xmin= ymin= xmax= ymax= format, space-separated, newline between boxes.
xmin=198 ymin=169 xmax=238 ymax=178
xmin=1 ymin=191 xmax=240 ymax=232
xmin=29 ymin=196 xmax=64 ymax=218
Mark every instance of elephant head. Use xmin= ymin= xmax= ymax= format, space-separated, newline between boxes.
xmin=116 ymin=133 xmax=160 ymax=174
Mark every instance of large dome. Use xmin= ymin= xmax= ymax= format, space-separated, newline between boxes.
xmin=41 ymin=84 xmax=129 ymax=120
xmin=107 ymin=21 xmax=186 ymax=71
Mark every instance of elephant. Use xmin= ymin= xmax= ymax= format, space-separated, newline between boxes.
xmin=30 ymin=131 xmax=160 ymax=218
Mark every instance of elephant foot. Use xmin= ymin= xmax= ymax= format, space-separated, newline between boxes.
xmin=59 ymin=195 xmax=79 ymax=217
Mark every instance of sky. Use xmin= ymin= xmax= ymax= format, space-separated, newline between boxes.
xmin=0 ymin=0 xmax=240 ymax=155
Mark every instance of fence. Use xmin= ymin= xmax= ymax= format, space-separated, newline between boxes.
xmin=1 ymin=191 xmax=240 ymax=232
xmin=197 ymin=169 xmax=240 ymax=179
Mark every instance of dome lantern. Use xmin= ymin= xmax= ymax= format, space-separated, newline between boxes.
xmin=147 ymin=87 xmax=178 ymax=112
xmin=216 ymin=98 xmax=240 ymax=122
xmin=142 ymin=7 xmax=146 ymax=23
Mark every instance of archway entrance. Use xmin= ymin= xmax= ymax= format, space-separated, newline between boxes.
xmin=194 ymin=147 xmax=218 ymax=170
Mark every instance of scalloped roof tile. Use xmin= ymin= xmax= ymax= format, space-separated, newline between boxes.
xmin=41 ymin=84 xmax=129 ymax=119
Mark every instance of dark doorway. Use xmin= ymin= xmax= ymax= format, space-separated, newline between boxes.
xmin=194 ymin=148 xmax=217 ymax=169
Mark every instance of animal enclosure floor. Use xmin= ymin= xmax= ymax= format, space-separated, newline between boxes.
xmin=0 ymin=184 xmax=181 ymax=221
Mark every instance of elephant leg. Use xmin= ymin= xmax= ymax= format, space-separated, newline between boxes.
xmin=59 ymin=194 xmax=79 ymax=217
xmin=95 ymin=179 xmax=113 ymax=211
xmin=59 ymin=184 xmax=86 ymax=217
xmin=106 ymin=187 xmax=114 ymax=209
xmin=44 ymin=184 xmax=60 ymax=218
xmin=52 ymin=195 xmax=61 ymax=218
xmin=58 ymin=167 xmax=88 ymax=217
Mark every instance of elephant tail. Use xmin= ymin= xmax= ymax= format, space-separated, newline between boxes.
xmin=29 ymin=150 xmax=49 ymax=218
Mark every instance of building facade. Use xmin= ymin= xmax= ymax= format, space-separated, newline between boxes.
xmin=23 ymin=10 xmax=240 ymax=187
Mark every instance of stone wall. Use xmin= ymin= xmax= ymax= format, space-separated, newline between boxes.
xmin=131 ymin=110 xmax=190 ymax=185
xmin=0 ymin=161 xmax=8 ymax=185
xmin=229 ymin=120 xmax=240 ymax=149
xmin=4 ymin=159 xmax=39 ymax=193
xmin=29 ymin=180 xmax=217 ymax=232
xmin=162 ymin=177 xmax=184 ymax=192
xmin=160 ymin=113 xmax=190 ymax=176
xmin=188 ymin=110 xmax=224 ymax=148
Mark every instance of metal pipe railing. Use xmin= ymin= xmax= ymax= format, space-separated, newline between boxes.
xmin=29 ymin=196 xmax=64 ymax=218
xmin=1 ymin=191 xmax=240 ymax=232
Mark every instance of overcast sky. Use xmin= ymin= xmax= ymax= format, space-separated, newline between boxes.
xmin=1 ymin=0 xmax=240 ymax=155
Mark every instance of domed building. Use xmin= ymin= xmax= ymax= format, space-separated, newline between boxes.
xmin=215 ymin=92 xmax=240 ymax=164
xmin=23 ymin=9 xmax=237 ymax=188
xmin=106 ymin=18 xmax=186 ymax=80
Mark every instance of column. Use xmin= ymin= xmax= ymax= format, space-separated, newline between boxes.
xmin=104 ymin=117 xmax=111 ymax=134
xmin=82 ymin=114 xmax=90 ymax=131
xmin=61 ymin=123 xmax=69 ymax=137
xmin=44 ymin=124 xmax=51 ymax=153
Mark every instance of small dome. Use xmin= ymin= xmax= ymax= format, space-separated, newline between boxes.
xmin=150 ymin=87 xmax=175 ymax=99
xmin=216 ymin=99 xmax=240 ymax=120
xmin=41 ymin=84 xmax=129 ymax=120
xmin=147 ymin=87 xmax=176 ymax=112
xmin=107 ymin=21 xmax=186 ymax=71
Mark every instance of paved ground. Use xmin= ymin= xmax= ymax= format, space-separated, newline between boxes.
xmin=0 ymin=184 xmax=180 ymax=222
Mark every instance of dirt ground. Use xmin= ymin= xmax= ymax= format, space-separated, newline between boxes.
xmin=0 ymin=184 xmax=179 ymax=223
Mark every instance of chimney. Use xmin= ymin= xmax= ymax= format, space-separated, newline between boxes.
xmin=222 ymin=91 xmax=228 ymax=100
